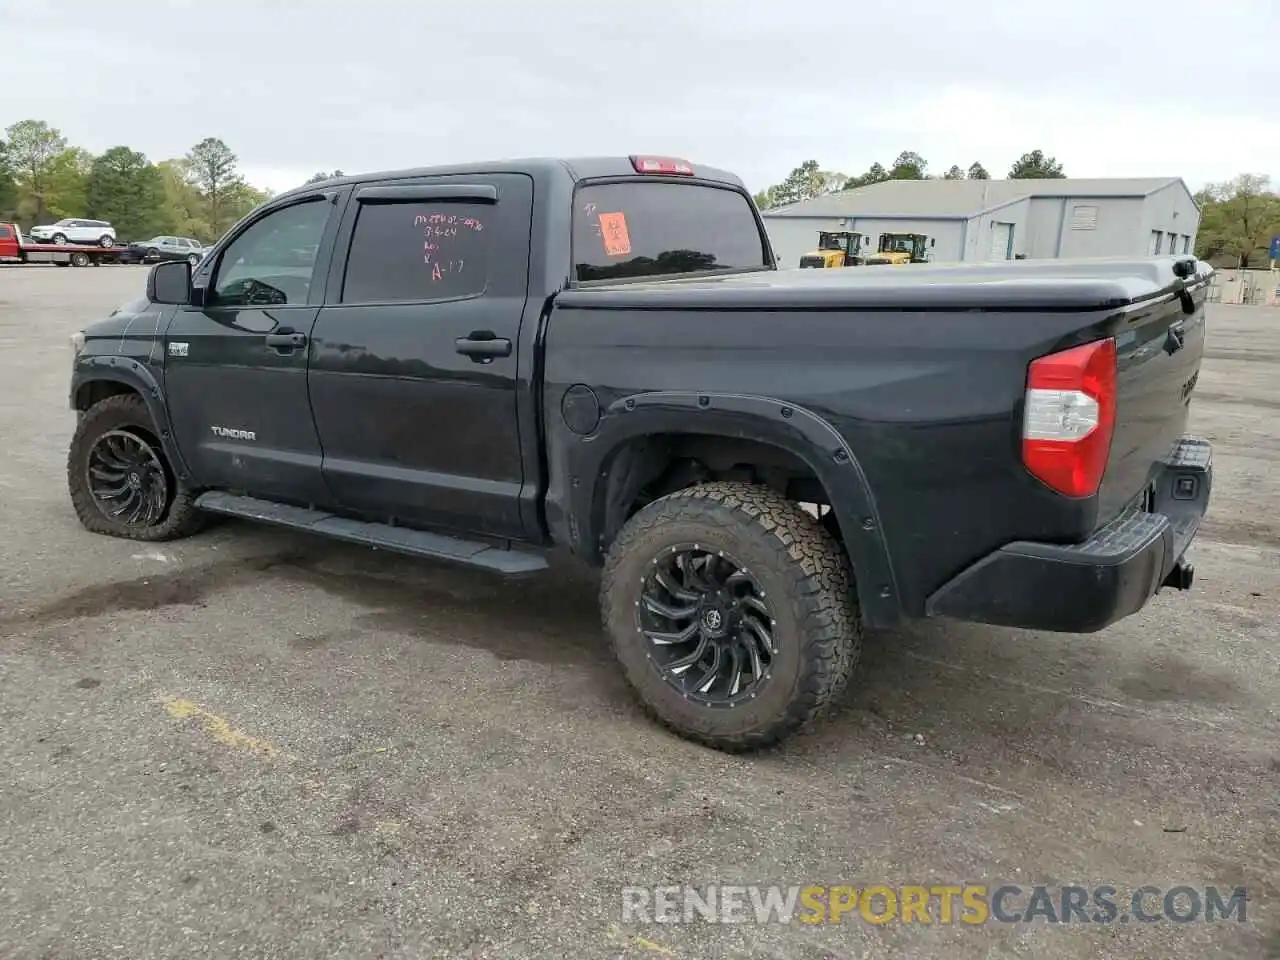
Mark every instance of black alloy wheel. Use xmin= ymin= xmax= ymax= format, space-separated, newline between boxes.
xmin=85 ymin=428 xmax=171 ymax=527
xmin=67 ymin=393 xmax=206 ymax=541
xmin=639 ymin=545 xmax=775 ymax=707
xmin=602 ymin=481 xmax=862 ymax=752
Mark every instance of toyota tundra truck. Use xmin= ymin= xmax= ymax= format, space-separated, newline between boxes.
xmin=64 ymin=155 xmax=1213 ymax=752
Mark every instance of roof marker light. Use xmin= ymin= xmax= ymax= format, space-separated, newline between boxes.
xmin=630 ymin=156 xmax=695 ymax=175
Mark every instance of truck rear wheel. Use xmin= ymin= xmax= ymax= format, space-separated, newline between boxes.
xmin=601 ymin=481 xmax=860 ymax=752
xmin=67 ymin=394 xmax=206 ymax=542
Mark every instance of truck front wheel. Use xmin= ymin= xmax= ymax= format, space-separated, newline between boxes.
xmin=601 ymin=481 xmax=861 ymax=752
xmin=67 ymin=394 xmax=205 ymax=541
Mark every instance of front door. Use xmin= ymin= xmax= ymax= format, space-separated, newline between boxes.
xmin=307 ymin=174 xmax=534 ymax=539
xmin=163 ymin=191 xmax=346 ymax=503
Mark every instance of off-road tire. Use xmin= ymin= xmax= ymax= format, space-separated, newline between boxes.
xmin=601 ymin=481 xmax=862 ymax=752
xmin=67 ymin=393 xmax=206 ymax=541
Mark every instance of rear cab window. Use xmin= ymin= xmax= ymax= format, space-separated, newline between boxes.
xmin=341 ymin=201 xmax=492 ymax=303
xmin=572 ymin=180 xmax=770 ymax=282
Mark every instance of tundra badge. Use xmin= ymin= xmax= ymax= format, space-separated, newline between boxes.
xmin=211 ymin=426 xmax=257 ymax=441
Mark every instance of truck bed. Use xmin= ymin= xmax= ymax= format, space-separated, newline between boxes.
xmin=547 ymin=255 xmax=1211 ymax=619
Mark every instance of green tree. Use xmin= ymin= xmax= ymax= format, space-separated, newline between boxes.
xmin=754 ymin=186 xmax=783 ymax=210
xmin=86 ymin=147 xmax=166 ymax=240
xmin=967 ymin=162 xmax=991 ymax=180
xmin=1008 ymin=150 xmax=1065 ymax=179
xmin=842 ymin=162 xmax=889 ymax=190
xmin=4 ymin=119 xmax=67 ymax=220
xmin=42 ymin=147 xmax=93 ymax=219
xmin=0 ymin=138 xmax=17 ymax=218
xmin=305 ymin=169 xmax=345 ymax=184
xmin=221 ymin=179 xmax=271 ymax=232
xmin=185 ymin=137 xmax=242 ymax=236
xmin=942 ymin=165 xmax=965 ymax=180
xmin=156 ymin=159 xmax=211 ymax=240
xmin=1194 ymin=174 xmax=1280 ymax=268
xmin=763 ymin=160 xmax=847 ymax=206
xmin=888 ymin=150 xmax=927 ymax=180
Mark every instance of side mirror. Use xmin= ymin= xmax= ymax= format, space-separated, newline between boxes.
xmin=147 ymin=260 xmax=192 ymax=305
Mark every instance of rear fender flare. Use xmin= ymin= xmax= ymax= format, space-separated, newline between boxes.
xmin=554 ymin=390 xmax=901 ymax=627
xmin=70 ymin=358 xmax=193 ymax=482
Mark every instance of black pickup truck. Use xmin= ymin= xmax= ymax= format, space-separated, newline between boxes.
xmin=65 ymin=155 xmax=1213 ymax=751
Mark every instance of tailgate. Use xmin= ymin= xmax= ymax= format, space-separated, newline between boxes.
xmin=1096 ymin=279 xmax=1207 ymax=523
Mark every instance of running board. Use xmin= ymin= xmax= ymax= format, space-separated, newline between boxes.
xmin=193 ymin=492 xmax=549 ymax=576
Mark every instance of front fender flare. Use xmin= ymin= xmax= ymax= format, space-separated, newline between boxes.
xmin=70 ymin=356 xmax=193 ymax=482
xmin=546 ymin=390 xmax=901 ymax=627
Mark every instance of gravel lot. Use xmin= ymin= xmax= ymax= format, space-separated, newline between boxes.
xmin=1 ymin=265 xmax=1277 ymax=960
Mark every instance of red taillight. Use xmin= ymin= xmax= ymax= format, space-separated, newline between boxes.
xmin=1021 ymin=337 xmax=1117 ymax=498
xmin=630 ymin=155 xmax=695 ymax=175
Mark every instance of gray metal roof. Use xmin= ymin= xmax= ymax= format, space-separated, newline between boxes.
xmin=762 ymin=177 xmax=1188 ymax=219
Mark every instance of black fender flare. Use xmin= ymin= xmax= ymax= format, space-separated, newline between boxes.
xmin=548 ymin=390 xmax=901 ymax=627
xmin=70 ymin=357 xmax=194 ymax=482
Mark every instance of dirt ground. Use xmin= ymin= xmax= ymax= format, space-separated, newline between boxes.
xmin=0 ymin=264 xmax=1277 ymax=960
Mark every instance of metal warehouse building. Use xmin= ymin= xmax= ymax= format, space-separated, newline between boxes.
xmin=761 ymin=177 xmax=1201 ymax=269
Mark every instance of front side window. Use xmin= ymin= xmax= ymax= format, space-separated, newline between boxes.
xmin=571 ymin=180 xmax=768 ymax=282
xmin=341 ymin=200 xmax=491 ymax=304
xmin=211 ymin=200 xmax=330 ymax=307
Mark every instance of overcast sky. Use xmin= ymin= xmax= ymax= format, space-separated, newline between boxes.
xmin=4 ymin=1 xmax=1276 ymax=195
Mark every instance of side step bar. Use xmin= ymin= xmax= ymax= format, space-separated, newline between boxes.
xmin=194 ymin=492 xmax=549 ymax=576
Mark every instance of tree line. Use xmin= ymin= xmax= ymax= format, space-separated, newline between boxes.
xmin=0 ymin=119 xmax=276 ymax=243
xmin=1194 ymin=175 xmax=1280 ymax=269
xmin=752 ymin=149 xmax=1065 ymax=209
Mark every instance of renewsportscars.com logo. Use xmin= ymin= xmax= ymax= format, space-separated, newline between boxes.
xmin=620 ymin=884 xmax=1249 ymax=926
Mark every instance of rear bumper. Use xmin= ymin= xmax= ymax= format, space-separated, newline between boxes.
xmin=926 ymin=436 xmax=1212 ymax=633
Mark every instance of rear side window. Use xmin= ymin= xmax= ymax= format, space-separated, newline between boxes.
xmin=0 ymin=226 xmax=11 ymax=239
xmin=342 ymin=201 xmax=491 ymax=303
xmin=572 ymin=181 xmax=768 ymax=282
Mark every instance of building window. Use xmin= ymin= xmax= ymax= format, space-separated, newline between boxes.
xmin=1070 ymin=205 xmax=1098 ymax=230
xmin=1182 ymin=235 xmax=1192 ymax=254
xmin=1150 ymin=231 xmax=1163 ymax=256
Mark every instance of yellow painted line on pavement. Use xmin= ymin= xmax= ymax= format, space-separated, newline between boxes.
xmin=606 ymin=924 xmax=679 ymax=958
xmin=632 ymin=936 xmax=678 ymax=958
xmin=158 ymin=695 xmax=295 ymax=761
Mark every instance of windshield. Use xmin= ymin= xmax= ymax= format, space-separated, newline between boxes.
xmin=572 ymin=180 xmax=769 ymax=282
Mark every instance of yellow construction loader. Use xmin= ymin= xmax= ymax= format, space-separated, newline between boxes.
xmin=864 ymin=232 xmax=932 ymax=265
xmin=798 ymin=231 xmax=866 ymax=268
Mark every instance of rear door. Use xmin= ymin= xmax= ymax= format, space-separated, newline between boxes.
xmin=163 ymin=189 xmax=349 ymax=502
xmin=308 ymin=175 xmax=534 ymax=539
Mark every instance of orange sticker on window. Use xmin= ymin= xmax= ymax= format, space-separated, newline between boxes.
xmin=597 ymin=212 xmax=632 ymax=257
